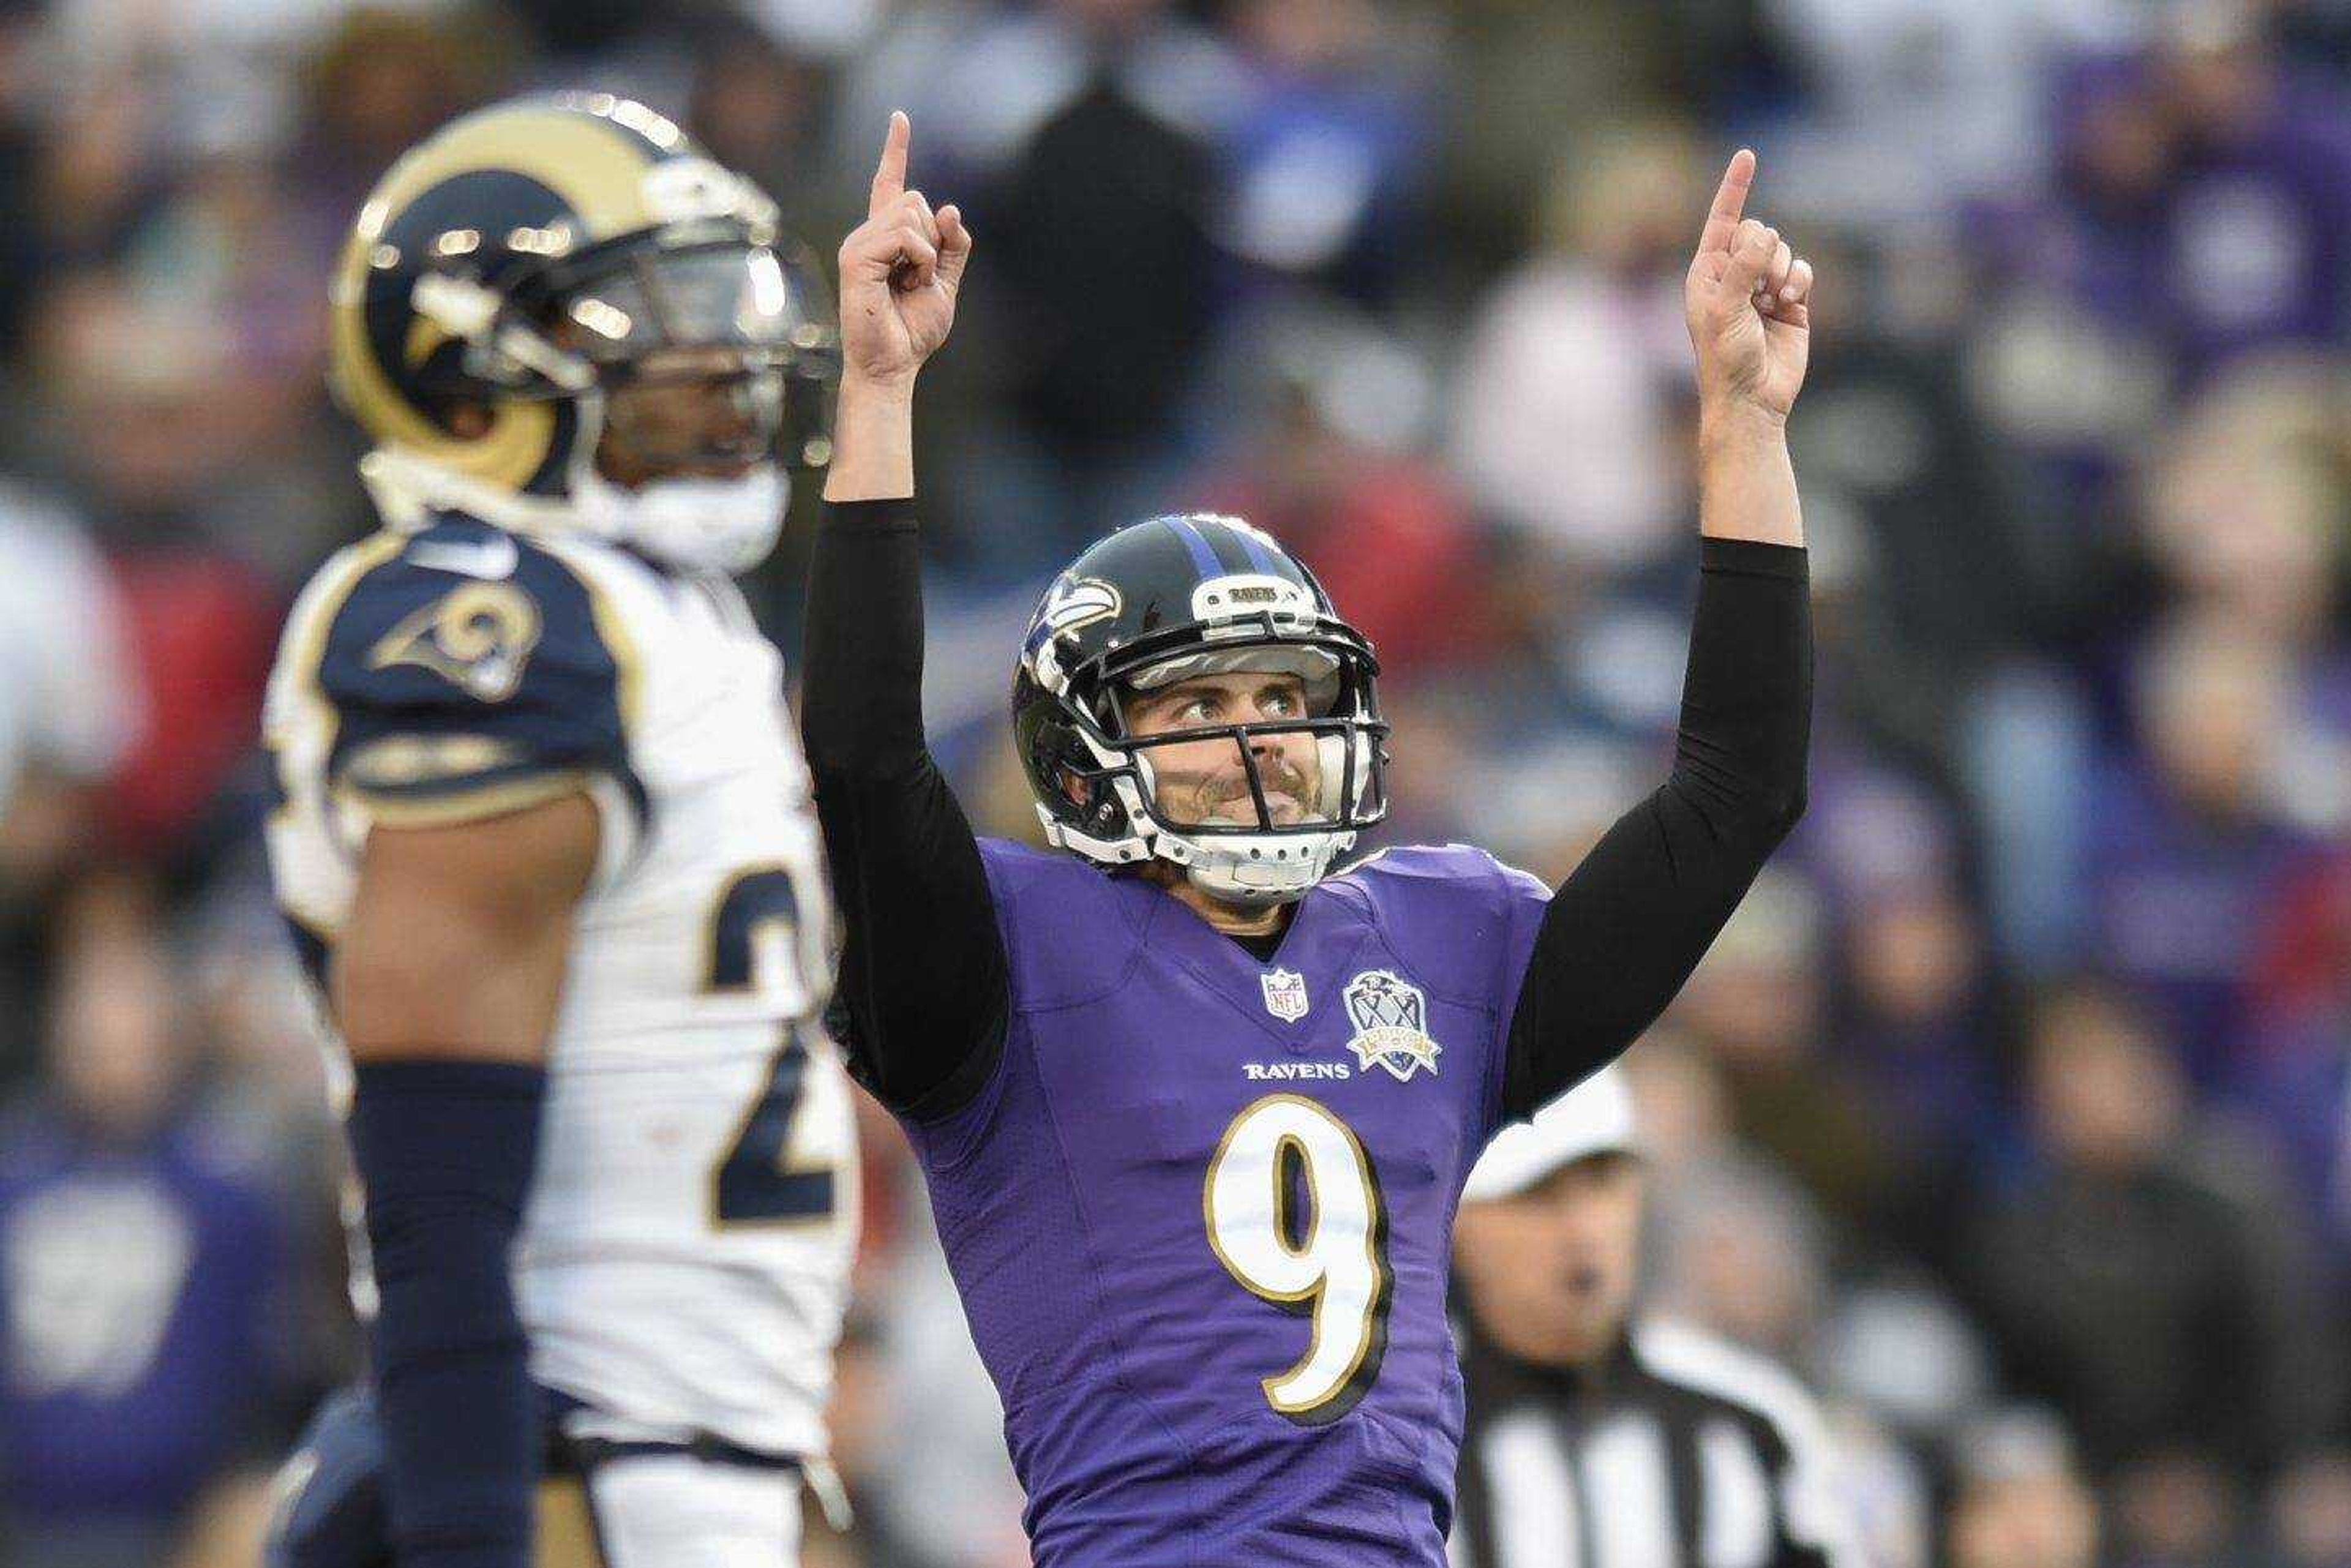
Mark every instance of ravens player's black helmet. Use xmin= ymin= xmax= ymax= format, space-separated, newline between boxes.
xmin=1013 ymin=514 xmax=1389 ymax=905
xmin=329 ymin=92 xmax=838 ymax=566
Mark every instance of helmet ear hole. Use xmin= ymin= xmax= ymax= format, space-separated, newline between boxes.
xmin=440 ymin=400 xmax=496 ymax=439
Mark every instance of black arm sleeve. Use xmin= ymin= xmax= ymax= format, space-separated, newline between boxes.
xmin=1501 ymin=538 xmax=1813 ymax=1120
xmin=801 ymin=498 xmax=1010 ymax=1119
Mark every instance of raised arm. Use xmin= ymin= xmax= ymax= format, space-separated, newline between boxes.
xmin=1502 ymin=151 xmax=1816 ymax=1118
xmin=801 ymin=114 xmax=1008 ymax=1119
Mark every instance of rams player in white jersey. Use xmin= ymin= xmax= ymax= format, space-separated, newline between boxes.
xmin=260 ymin=94 xmax=855 ymax=1568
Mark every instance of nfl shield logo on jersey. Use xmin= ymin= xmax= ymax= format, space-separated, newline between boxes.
xmin=1342 ymin=970 xmax=1442 ymax=1082
xmin=1260 ymin=967 xmax=1310 ymax=1023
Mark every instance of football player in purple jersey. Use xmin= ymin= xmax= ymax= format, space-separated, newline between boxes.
xmin=803 ymin=113 xmax=1816 ymax=1566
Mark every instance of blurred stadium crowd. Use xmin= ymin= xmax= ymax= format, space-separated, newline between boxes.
xmin=0 ymin=0 xmax=2347 ymax=1564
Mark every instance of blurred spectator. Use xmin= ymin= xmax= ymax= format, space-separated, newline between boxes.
xmin=0 ymin=480 xmax=140 ymax=893
xmin=1214 ymin=0 xmax=1438 ymax=309
xmin=1622 ymin=1030 xmax=1851 ymax=1380
xmin=2239 ymin=846 xmax=2351 ymax=1251
xmin=866 ymin=0 xmax=1247 ymax=565
xmin=2267 ymin=1450 xmax=2351 ymax=1568
xmin=1978 ymin=6 xmax=2351 ymax=409
xmin=684 ymin=12 xmax=841 ymax=239
xmin=1963 ymin=51 xmax=2179 ymax=520
xmin=0 ymin=877 xmax=300 ymax=1568
xmin=1960 ymin=978 xmax=2340 ymax=1536
xmin=1944 ymin=1408 xmax=2102 ymax=1568
xmin=1757 ymin=0 xmax=2135 ymax=230
xmin=285 ymin=7 xmax=510 ymax=238
xmin=1667 ymin=870 xmax=1901 ymax=1237
xmin=2134 ymin=362 xmax=2349 ymax=660
xmin=2083 ymin=613 xmax=2321 ymax=1071
xmin=1451 ymin=121 xmax=1705 ymax=579
xmin=1431 ymin=2 xmax=1747 ymax=290
xmin=980 ymin=2 xmax=1226 ymax=529
xmin=0 ymin=0 xmax=53 ymax=367
xmin=1799 ymin=751 xmax=2000 ymax=1239
xmin=26 ymin=275 xmax=293 ymax=876
xmin=2150 ymin=3 xmax=2351 ymax=380
xmin=0 ymin=480 xmax=141 ymax=1081
xmin=1651 ymin=1151 xmax=1834 ymax=1370
xmin=1783 ymin=228 xmax=2056 ymax=764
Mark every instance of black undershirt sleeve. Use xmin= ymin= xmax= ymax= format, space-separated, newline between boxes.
xmin=801 ymin=498 xmax=1010 ymax=1120
xmin=1501 ymin=538 xmax=1813 ymax=1121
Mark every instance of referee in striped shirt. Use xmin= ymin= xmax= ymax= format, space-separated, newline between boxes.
xmin=1449 ymin=1068 xmax=1859 ymax=1568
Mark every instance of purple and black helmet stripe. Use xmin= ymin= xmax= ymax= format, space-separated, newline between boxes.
xmin=1223 ymin=521 xmax=1280 ymax=576
xmin=1156 ymin=515 xmax=1308 ymax=587
xmin=1160 ymin=516 xmax=1224 ymax=582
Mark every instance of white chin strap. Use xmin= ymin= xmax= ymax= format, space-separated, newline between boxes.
xmin=1185 ymin=839 xmax=1350 ymax=906
xmin=569 ymin=462 xmax=789 ymax=577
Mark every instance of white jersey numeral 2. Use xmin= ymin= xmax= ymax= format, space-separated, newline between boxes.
xmin=1204 ymin=1093 xmax=1392 ymax=1424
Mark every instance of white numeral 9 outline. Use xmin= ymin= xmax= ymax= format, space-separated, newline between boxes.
xmin=1203 ymin=1094 xmax=1392 ymax=1424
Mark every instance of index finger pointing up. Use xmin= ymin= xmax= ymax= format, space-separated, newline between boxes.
xmin=1698 ymin=148 xmax=1757 ymax=256
xmin=869 ymin=111 xmax=910 ymax=220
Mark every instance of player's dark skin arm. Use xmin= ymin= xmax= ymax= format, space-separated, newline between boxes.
xmin=337 ymin=797 xmax=596 ymax=1059
xmin=334 ymin=796 xmax=598 ymax=1568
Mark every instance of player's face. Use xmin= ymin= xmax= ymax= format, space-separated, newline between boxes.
xmin=1453 ymin=1153 xmax=1644 ymax=1367
xmin=1121 ymin=672 xmax=1324 ymax=828
xmin=594 ymin=345 xmax=781 ymax=487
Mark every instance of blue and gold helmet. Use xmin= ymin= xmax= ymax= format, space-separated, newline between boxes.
xmin=1013 ymin=513 xmax=1389 ymax=905
xmin=329 ymin=91 xmax=838 ymax=522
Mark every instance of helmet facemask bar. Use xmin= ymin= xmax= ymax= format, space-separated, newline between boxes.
xmin=407 ymin=233 xmax=839 ymax=467
xmin=1112 ymin=718 xmax=1382 ymax=839
xmin=538 ymin=239 xmax=839 ymax=471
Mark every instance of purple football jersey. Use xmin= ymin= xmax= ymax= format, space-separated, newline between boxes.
xmin=899 ymin=840 xmax=1551 ymax=1566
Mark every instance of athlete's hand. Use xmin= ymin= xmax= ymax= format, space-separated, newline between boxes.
xmin=837 ymin=111 xmax=971 ymax=392
xmin=1684 ymin=149 xmax=1813 ymax=425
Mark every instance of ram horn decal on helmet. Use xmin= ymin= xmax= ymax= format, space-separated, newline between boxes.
xmin=328 ymin=91 xmax=841 ymax=568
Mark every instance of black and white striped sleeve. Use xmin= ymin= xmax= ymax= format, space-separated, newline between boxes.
xmin=1632 ymin=1321 xmax=1862 ymax=1568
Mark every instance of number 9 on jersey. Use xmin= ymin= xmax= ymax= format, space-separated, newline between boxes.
xmin=1204 ymin=1094 xmax=1392 ymax=1425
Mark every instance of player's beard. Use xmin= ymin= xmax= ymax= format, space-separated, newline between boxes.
xmin=1174 ymin=755 xmax=1321 ymax=829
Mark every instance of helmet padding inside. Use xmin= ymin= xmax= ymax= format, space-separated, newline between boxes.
xmin=1120 ymin=646 xmax=1343 ymax=716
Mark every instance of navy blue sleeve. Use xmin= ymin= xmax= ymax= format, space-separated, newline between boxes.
xmin=318 ymin=523 xmax=645 ymax=830
xmin=347 ymin=1060 xmax=546 ymax=1568
xmin=1501 ymin=539 xmax=1812 ymax=1120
